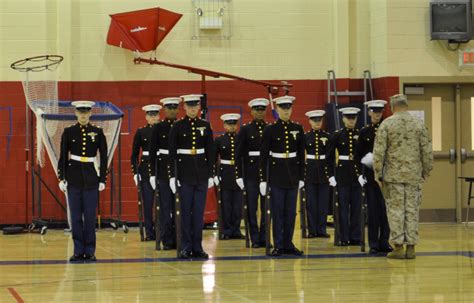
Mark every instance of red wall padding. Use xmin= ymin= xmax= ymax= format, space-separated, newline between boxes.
xmin=0 ymin=78 xmax=399 ymax=224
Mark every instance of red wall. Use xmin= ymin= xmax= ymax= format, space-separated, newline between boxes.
xmin=0 ymin=77 xmax=399 ymax=224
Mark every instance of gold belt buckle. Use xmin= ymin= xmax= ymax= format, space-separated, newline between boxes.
xmin=230 ymin=160 xmax=235 ymax=165
xmin=285 ymin=152 xmax=289 ymax=158
xmin=349 ymin=155 xmax=353 ymax=160
xmin=190 ymin=148 xmax=197 ymax=155
xmin=80 ymin=156 xmax=88 ymax=162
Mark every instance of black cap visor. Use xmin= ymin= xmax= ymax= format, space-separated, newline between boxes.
xmin=343 ymin=114 xmax=358 ymax=119
xmin=277 ymin=103 xmax=292 ymax=110
xmin=164 ymin=104 xmax=179 ymax=110
xmin=252 ymin=106 xmax=267 ymax=111
xmin=185 ymin=101 xmax=200 ymax=107
xmin=224 ymin=120 xmax=238 ymax=125
xmin=76 ymin=107 xmax=91 ymax=113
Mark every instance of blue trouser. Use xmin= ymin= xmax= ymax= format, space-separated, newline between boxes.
xmin=270 ymin=186 xmax=298 ymax=250
xmin=178 ymin=183 xmax=207 ymax=252
xmin=140 ymin=178 xmax=155 ymax=238
xmin=305 ymin=183 xmax=330 ymax=235
xmin=338 ymin=185 xmax=362 ymax=243
xmin=245 ymin=180 xmax=266 ymax=245
xmin=67 ymin=185 xmax=98 ymax=256
xmin=221 ymin=189 xmax=243 ymax=236
xmin=366 ymin=182 xmax=390 ymax=249
xmin=159 ymin=181 xmax=176 ymax=246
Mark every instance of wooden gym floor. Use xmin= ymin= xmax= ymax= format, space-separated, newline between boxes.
xmin=0 ymin=224 xmax=473 ymax=302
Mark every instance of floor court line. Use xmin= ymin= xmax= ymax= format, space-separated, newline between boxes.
xmin=6 ymin=287 xmax=24 ymax=303
xmin=0 ymin=250 xmax=471 ymax=266
xmin=1 ymin=261 xmax=468 ymax=290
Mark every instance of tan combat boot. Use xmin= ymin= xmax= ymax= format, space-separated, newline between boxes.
xmin=406 ymin=245 xmax=416 ymax=259
xmin=387 ymin=244 xmax=405 ymax=259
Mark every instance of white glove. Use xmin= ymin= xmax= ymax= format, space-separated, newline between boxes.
xmin=259 ymin=182 xmax=267 ymax=196
xmin=150 ymin=176 xmax=156 ymax=190
xmin=169 ymin=177 xmax=177 ymax=194
xmin=98 ymin=182 xmax=106 ymax=191
xmin=236 ymin=178 xmax=245 ymax=190
xmin=361 ymin=152 xmax=374 ymax=168
xmin=329 ymin=176 xmax=337 ymax=187
xmin=133 ymin=174 xmax=139 ymax=186
xmin=59 ymin=180 xmax=67 ymax=192
xmin=358 ymin=175 xmax=367 ymax=187
xmin=298 ymin=180 xmax=305 ymax=190
xmin=213 ymin=176 xmax=220 ymax=186
xmin=208 ymin=177 xmax=214 ymax=189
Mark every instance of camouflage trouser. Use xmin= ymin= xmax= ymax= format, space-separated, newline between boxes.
xmin=383 ymin=182 xmax=422 ymax=245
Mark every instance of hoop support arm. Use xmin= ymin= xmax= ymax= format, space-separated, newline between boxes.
xmin=134 ymin=57 xmax=292 ymax=92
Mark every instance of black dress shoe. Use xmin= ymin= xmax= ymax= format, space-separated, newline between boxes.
xmin=339 ymin=241 xmax=350 ymax=246
xmin=307 ymin=233 xmax=317 ymax=238
xmin=84 ymin=255 xmax=97 ymax=262
xmin=232 ymin=233 xmax=245 ymax=239
xmin=379 ymin=245 xmax=393 ymax=253
xmin=251 ymin=243 xmax=260 ymax=248
xmin=260 ymin=242 xmax=273 ymax=249
xmin=178 ymin=250 xmax=192 ymax=259
xmin=193 ymin=251 xmax=209 ymax=259
xmin=316 ymin=233 xmax=331 ymax=238
xmin=69 ymin=255 xmax=84 ymax=262
xmin=349 ymin=240 xmax=360 ymax=246
xmin=285 ymin=247 xmax=304 ymax=256
xmin=145 ymin=236 xmax=156 ymax=241
xmin=163 ymin=244 xmax=175 ymax=250
xmin=222 ymin=234 xmax=231 ymax=240
xmin=369 ymin=248 xmax=379 ymax=255
xmin=271 ymin=249 xmax=283 ymax=257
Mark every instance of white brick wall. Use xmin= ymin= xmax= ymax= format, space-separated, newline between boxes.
xmin=1 ymin=0 xmax=474 ymax=81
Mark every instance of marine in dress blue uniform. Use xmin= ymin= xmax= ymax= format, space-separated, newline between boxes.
xmin=356 ymin=100 xmax=392 ymax=254
xmin=130 ymin=104 xmax=162 ymax=241
xmin=304 ymin=110 xmax=331 ymax=238
xmin=149 ymin=97 xmax=181 ymax=250
xmin=214 ymin=113 xmax=245 ymax=240
xmin=326 ymin=107 xmax=366 ymax=246
xmin=235 ymin=98 xmax=269 ymax=248
xmin=58 ymin=101 xmax=108 ymax=262
xmin=168 ymin=94 xmax=215 ymax=259
xmin=259 ymin=96 xmax=305 ymax=256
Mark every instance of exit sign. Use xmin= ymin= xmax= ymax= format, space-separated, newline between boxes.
xmin=459 ymin=49 xmax=474 ymax=67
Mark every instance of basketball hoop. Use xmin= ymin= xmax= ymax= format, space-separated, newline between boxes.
xmin=10 ymin=55 xmax=63 ymax=73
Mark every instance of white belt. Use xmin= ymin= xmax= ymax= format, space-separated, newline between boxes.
xmin=249 ymin=151 xmax=260 ymax=156
xmin=307 ymin=155 xmax=326 ymax=160
xmin=177 ymin=148 xmax=205 ymax=155
xmin=339 ymin=155 xmax=354 ymax=161
xmin=142 ymin=151 xmax=149 ymax=156
xmin=220 ymin=159 xmax=235 ymax=165
xmin=70 ymin=154 xmax=95 ymax=163
xmin=270 ymin=152 xmax=297 ymax=159
xmin=159 ymin=149 xmax=169 ymax=155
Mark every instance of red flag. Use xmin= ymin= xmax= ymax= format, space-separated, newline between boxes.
xmin=107 ymin=7 xmax=182 ymax=52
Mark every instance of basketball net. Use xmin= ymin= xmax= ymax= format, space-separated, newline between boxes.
xmin=11 ymin=55 xmax=62 ymax=168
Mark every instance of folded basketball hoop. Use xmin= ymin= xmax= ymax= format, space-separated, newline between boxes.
xmin=107 ymin=7 xmax=183 ymax=53
xmin=106 ymin=7 xmax=292 ymax=121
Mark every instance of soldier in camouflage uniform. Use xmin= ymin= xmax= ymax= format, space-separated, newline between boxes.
xmin=373 ymin=94 xmax=433 ymax=259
